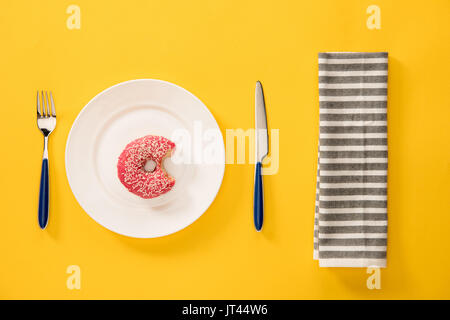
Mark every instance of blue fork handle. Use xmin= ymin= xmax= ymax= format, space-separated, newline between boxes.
xmin=38 ymin=158 xmax=49 ymax=229
xmin=253 ymin=162 xmax=263 ymax=231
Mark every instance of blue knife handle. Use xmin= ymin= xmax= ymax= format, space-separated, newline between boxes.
xmin=38 ymin=158 xmax=49 ymax=229
xmin=254 ymin=161 xmax=263 ymax=231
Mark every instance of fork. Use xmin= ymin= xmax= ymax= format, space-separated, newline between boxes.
xmin=36 ymin=91 xmax=56 ymax=229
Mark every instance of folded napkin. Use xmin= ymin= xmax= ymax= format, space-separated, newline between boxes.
xmin=313 ymin=52 xmax=388 ymax=268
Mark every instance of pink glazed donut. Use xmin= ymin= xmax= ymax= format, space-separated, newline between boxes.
xmin=117 ymin=135 xmax=176 ymax=199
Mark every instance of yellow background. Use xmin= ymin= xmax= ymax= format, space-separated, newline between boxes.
xmin=1 ymin=0 xmax=449 ymax=299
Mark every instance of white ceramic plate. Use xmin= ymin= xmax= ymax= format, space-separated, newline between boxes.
xmin=66 ymin=79 xmax=225 ymax=238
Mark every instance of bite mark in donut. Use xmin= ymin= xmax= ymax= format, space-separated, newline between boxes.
xmin=117 ymin=135 xmax=176 ymax=199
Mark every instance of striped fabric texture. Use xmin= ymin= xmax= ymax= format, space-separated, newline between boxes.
xmin=313 ymin=52 xmax=388 ymax=268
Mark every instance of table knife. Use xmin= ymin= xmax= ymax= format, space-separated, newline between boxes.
xmin=254 ymin=81 xmax=268 ymax=231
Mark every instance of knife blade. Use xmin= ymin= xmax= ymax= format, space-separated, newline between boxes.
xmin=255 ymin=81 xmax=268 ymax=163
xmin=254 ymin=81 xmax=268 ymax=231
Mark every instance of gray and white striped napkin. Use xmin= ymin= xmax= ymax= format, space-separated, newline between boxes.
xmin=313 ymin=52 xmax=388 ymax=268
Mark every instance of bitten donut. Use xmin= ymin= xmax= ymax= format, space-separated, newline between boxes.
xmin=117 ymin=135 xmax=176 ymax=199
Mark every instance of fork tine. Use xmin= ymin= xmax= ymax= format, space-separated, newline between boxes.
xmin=41 ymin=91 xmax=46 ymax=117
xmin=42 ymin=91 xmax=48 ymax=117
xmin=45 ymin=91 xmax=51 ymax=118
xmin=37 ymin=91 xmax=41 ymax=116
xmin=50 ymin=91 xmax=56 ymax=117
